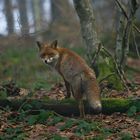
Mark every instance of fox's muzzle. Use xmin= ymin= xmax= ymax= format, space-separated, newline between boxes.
xmin=42 ymin=57 xmax=53 ymax=64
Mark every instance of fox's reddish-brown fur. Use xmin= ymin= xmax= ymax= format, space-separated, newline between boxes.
xmin=37 ymin=40 xmax=102 ymax=117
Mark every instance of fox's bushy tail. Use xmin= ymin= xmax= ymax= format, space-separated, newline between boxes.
xmin=86 ymin=80 xmax=102 ymax=113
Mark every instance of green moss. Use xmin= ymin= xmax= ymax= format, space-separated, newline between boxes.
xmin=43 ymin=98 xmax=77 ymax=105
xmin=49 ymin=98 xmax=139 ymax=114
xmin=0 ymin=98 xmax=140 ymax=115
xmin=101 ymin=98 xmax=131 ymax=114
xmin=102 ymin=98 xmax=131 ymax=108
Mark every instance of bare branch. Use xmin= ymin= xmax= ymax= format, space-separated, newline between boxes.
xmin=115 ymin=0 xmax=129 ymax=20
xmin=91 ymin=43 xmax=102 ymax=66
xmin=133 ymin=25 xmax=140 ymax=34
xmin=115 ymin=0 xmax=140 ymax=34
xmin=99 ymin=72 xmax=115 ymax=84
xmin=121 ymin=19 xmax=132 ymax=66
xmin=132 ymin=30 xmax=140 ymax=59
xmin=115 ymin=8 xmax=126 ymax=65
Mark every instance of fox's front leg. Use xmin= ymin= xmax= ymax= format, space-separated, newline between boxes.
xmin=64 ymin=79 xmax=71 ymax=98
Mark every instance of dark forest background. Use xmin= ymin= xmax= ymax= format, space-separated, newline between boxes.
xmin=0 ymin=0 xmax=139 ymax=46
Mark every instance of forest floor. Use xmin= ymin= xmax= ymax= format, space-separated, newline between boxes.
xmin=0 ymin=82 xmax=140 ymax=140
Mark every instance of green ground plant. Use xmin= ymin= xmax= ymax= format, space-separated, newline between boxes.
xmin=0 ymin=46 xmax=61 ymax=90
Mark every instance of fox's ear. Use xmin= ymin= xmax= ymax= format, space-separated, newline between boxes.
xmin=51 ymin=40 xmax=58 ymax=49
xmin=36 ymin=41 xmax=43 ymax=50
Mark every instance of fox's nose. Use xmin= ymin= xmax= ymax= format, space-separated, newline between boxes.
xmin=45 ymin=60 xmax=48 ymax=64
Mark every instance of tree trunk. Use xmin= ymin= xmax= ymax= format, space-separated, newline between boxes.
xmin=45 ymin=0 xmax=80 ymax=46
xmin=51 ymin=0 xmax=75 ymax=24
xmin=0 ymin=98 xmax=139 ymax=116
xmin=32 ymin=0 xmax=42 ymax=32
xmin=73 ymin=0 xmax=100 ymax=63
xmin=115 ymin=12 xmax=126 ymax=65
xmin=31 ymin=0 xmax=45 ymax=40
xmin=120 ymin=0 xmax=138 ymax=67
xmin=17 ymin=0 xmax=29 ymax=36
xmin=4 ymin=0 xmax=14 ymax=35
xmin=115 ymin=0 xmax=138 ymax=68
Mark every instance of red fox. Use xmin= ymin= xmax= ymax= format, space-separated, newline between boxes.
xmin=37 ymin=40 xmax=102 ymax=117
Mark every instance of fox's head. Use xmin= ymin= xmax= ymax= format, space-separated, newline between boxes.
xmin=37 ymin=40 xmax=60 ymax=67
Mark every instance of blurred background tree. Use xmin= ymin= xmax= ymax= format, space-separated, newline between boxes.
xmin=0 ymin=1 xmax=139 ymax=40
xmin=4 ymin=0 xmax=14 ymax=34
xmin=0 ymin=0 xmax=139 ymax=48
xmin=17 ymin=0 xmax=29 ymax=35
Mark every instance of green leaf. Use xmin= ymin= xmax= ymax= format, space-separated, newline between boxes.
xmin=27 ymin=115 xmax=38 ymax=125
xmin=2 ymin=127 xmax=25 ymax=140
xmin=120 ymin=132 xmax=132 ymax=140
xmin=135 ymin=115 xmax=140 ymax=121
xmin=0 ymin=90 xmax=7 ymax=99
xmin=13 ymin=132 xmax=27 ymax=140
xmin=52 ymin=116 xmax=63 ymax=124
xmin=17 ymin=110 xmax=26 ymax=121
xmin=127 ymin=106 xmax=137 ymax=117
xmin=60 ymin=119 xmax=75 ymax=131
xmin=22 ymin=103 xmax=33 ymax=110
xmin=75 ymin=120 xmax=100 ymax=136
xmin=75 ymin=120 xmax=92 ymax=136
xmin=50 ymin=134 xmax=68 ymax=140
xmin=38 ymin=110 xmax=50 ymax=123
xmin=92 ymin=135 xmax=104 ymax=140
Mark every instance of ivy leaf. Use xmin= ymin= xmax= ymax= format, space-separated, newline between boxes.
xmin=27 ymin=115 xmax=38 ymax=125
xmin=127 ymin=106 xmax=137 ymax=117
xmin=0 ymin=90 xmax=7 ymax=99
xmin=50 ymin=134 xmax=68 ymax=140
xmin=60 ymin=119 xmax=75 ymax=131
xmin=38 ymin=110 xmax=50 ymax=123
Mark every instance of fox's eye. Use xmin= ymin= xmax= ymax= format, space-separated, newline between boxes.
xmin=40 ymin=53 xmax=46 ymax=58
xmin=48 ymin=53 xmax=54 ymax=56
xmin=49 ymin=53 xmax=54 ymax=55
xmin=50 ymin=57 xmax=53 ymax=61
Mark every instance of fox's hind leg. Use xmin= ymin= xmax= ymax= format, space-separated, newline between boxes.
xmin=79 ymin=99 xmax=85 ymax=118
xmin=64 ymin=79 xmax=72 ymax=98
xmin=71 ymin=76 xmax=85 ymax=118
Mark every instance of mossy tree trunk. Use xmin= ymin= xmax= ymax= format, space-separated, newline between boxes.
xmin=0 ymin=98 xmax=139 ymax=116
xmin=73 ymin=0 xmax=100 ymax=63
